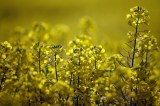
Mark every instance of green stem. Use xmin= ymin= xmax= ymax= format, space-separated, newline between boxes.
xmin=76 ymin=53 xmax=81 ymax=106
xmin=39 ymin=90 xmax=43 ymax=104
xmin=94 ymin=56 xmax=97 ymax=69
xmin=27 ymin=80 xmax=31 ymax=106
xmin=130 ymin=15 xmax=139 ymax=106
xmin=16 ymin=55 xmax=20 ymax=78
xmin=102 ymin=100 xmax=105 ymax=106
xmin=54 ymin=53 xmax=58 ymax=81
xmin=0 ymin=71 xmax=6 ymax=90
xmin=130 ymin=87 xmax=133 ymax=106
xmin=76 ymin=76 xmax=80 ymax=106
xmin=144 ymin=50 xmax=148 ymax=105
xmin=0 ymin=59 xmax=7 ymax=91
xmin=131 ymin=24 xmax=138 ymax=67
xmin=145 ymin=51 xmax=148 ymax=72
xmin=70 ymin=72 xmax=73 ymax=85
xmin=38 ymin=42 xmax=41 ymax=73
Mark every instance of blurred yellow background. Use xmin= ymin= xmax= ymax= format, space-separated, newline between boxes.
xmin=0 ymin=0 xmax=160 ymax=43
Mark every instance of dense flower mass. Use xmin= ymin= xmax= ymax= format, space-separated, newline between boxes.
xmin=0 ymin=6 xmax=160 ymax=106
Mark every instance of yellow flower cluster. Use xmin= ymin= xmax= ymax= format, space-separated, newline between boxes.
xmin=0 ymin=6 xmax=159 ymax=106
